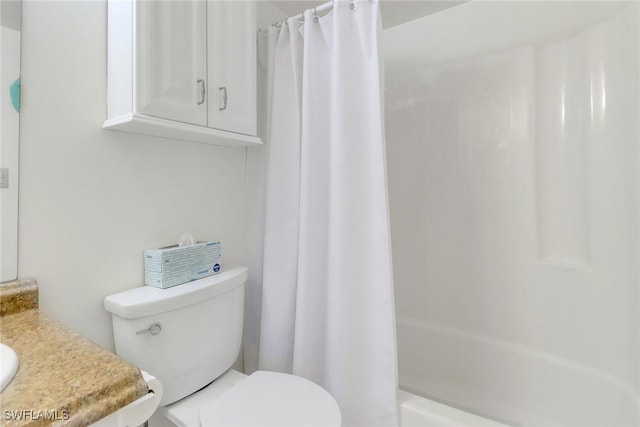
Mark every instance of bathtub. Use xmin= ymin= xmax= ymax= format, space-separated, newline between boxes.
xmin=398 ymin=390 xmax=508 ymax=427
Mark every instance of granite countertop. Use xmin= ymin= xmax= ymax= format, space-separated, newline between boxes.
xmin=0 ymin=280 xmax=148 ymax=426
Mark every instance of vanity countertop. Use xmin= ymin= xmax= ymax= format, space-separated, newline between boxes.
xmin=0 ymin=280 xmax=148 ymax=426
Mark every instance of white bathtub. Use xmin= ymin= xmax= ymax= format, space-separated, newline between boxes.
xmin=398 ymin=390 xmax=508 ymax=427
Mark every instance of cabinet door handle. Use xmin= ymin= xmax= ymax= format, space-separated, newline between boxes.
xmin=219 ymin=86 xmax=228 ymax=111
xmin=197 ymin=79 xmax=206 ymax=105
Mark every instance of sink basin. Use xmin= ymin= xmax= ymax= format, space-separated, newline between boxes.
xmin=0 ymin=343 xmax=19 ymax=391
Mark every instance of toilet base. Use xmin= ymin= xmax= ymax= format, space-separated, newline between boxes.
xmin=161 ymin=369 xmax=247 ymax=427
xmin=91 ymin=371 xmax=162 ymax=427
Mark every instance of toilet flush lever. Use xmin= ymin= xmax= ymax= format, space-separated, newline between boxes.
xmin=136 ymin=322 xmax=162 ymax=336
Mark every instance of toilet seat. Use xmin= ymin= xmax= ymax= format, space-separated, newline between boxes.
xmin=162 ymin=370 xmax=341 ymax=427
xmin=200 ymin=371 xmax=341 ymax=427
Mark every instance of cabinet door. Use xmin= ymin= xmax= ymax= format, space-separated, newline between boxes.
xmin=207 ymin=0 xmax=257 ymax=136
xmin=135 ymin=0 xmax=207 ymax=126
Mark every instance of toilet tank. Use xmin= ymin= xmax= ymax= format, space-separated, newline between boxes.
xmin=104 ymin=266 xmax=248 ymax=406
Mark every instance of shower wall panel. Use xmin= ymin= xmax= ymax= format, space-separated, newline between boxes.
xmin=384 ymin=3 xmax=639 ymax=425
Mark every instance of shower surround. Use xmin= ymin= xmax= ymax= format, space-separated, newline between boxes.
xmin=384 ymin=2 xmax=640 ymax=425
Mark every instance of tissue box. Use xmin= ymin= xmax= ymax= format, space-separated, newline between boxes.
xmin=144 ymin=241 xmax=222 ymax=288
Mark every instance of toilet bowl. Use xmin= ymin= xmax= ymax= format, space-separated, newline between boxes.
xmin=104 ymin=266 xmax=341 ymax=427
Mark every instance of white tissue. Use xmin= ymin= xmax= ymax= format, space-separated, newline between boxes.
xmin=178 ymin=233 xmax=196 ymax=247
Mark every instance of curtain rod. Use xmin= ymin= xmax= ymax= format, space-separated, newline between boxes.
xmin=268 ymin=0 xmax=332 ymax=27
xmin=265 ymin=0 xmax=374 ymax=30
xmin=289 ymin=0 xmax=333 ymax=21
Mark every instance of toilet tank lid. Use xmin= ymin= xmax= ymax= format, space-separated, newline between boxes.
xmin=104 ymin=266 xmax=248 ymax=319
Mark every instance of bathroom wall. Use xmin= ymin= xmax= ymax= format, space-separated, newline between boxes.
xmin=385 ymin=2 xmax=639 ymax=426
xmin=243 ymin=0 xmax=288 ymax=375
xmin=18 ymin=1 xmax=248 ymax=351
xmin=0 ymin=18 xmax=20 ymax=282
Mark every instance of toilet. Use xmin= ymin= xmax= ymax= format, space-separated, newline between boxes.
xmin=104 ymin=266 xmax=341 ymax=427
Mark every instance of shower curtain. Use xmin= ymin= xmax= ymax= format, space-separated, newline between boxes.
xmin=256 ymin=1 xmax=398 ymax=425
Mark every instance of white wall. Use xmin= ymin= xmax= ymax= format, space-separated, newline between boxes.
xmin=242 ymin=0 xmax=288 ymax=375
xmin=19 ymin=1 xmax=248 ymax=352
xmin=385 ymin=2 xmax=639 ymax=426
xmin=0 ymin=24 xmax=20 ymax=282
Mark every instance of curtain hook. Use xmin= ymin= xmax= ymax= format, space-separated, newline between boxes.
xmin=349 ymin=0 xmax=356 ymax=11
xmin=313 ymin=7 xmax=319 ymax=23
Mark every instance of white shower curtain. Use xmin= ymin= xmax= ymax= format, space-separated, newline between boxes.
xmin=257 ymin=1 xmax=398 ymax=425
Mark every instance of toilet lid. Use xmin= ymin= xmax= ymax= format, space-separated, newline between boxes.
xmin=199 ymin=371 xmax=341 ymax=427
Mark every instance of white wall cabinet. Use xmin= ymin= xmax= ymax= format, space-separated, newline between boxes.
xmin=104 ymin=0 xmax=260 ymax=146
xmin=136 ymin=0 xmax=207 ymax=127
xmin=208 ymin=1 xmax=257 ymax=136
